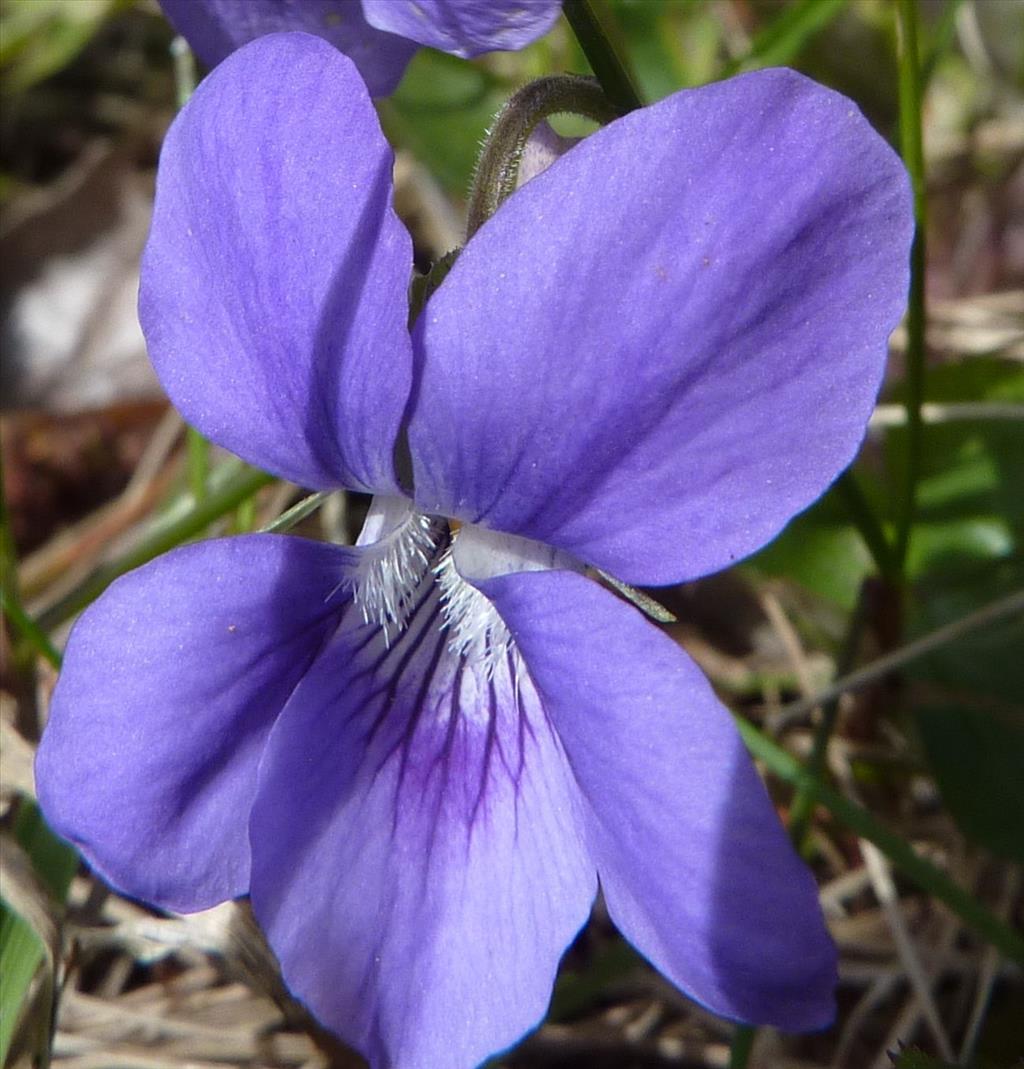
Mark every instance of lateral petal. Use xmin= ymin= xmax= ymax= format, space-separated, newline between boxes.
xmin=159 ymin=0 xmax=416 ymax=96
xmin=408 ymin=68 xmax=912 ymax=584
xmin=362 ymin=0 xmax=562 ymax=58
xmin=249 ymin=565 xmax=595 ymax=1069
xmin=140 ymin=34 xmax=413 ymax=493
xmin=36 ymin=535 xmax=348 ymax=913
xmin=484 ymin=568 xmax=837 ymax=1030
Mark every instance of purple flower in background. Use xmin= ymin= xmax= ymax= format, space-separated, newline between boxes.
xmin=160 ymin=0 xmax=563 ymax=95
xmin=37 ymin=33 xmax=912 ymax=1069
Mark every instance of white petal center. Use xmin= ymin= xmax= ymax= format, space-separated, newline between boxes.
xmin=349 ymin=498 xmax=579 ymax=675
xmin=348 ymin=496 xmax=444 ymax=634
xmin=436 ymin=523 xmax=578 ymax=676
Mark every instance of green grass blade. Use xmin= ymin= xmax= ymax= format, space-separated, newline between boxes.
xmin=38 ymin=463 xmax=275 ymax=632
xmin=736 ymin=717 xmax=1024 ymax=965
xmin=1 ymin=802 xmax=78 ymax=1065
xmin=722 ymin=0 xmax=846 ymax=76
xmin=0 ymin=901 xmax=47 ymax=1064
xmin=894 ymin=0 xmax=928 ymax=570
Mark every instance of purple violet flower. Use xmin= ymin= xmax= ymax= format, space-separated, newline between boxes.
xmin=159 ymin=0 xmax=563 ymax=95
xmin=36 ymin=33 xmax=912 ymax=1069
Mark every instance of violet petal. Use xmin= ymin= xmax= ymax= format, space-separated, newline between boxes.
xmin=483 ymin=567 xmax=838 ymax=1030
xmin=249 ymin=571 xmax=595 ymax=1068
xmin=408 ymin=68 xmax=912 ymax=584
xmin=35 ymin=535 xmax=347 ymax=913
xmin=159 ymin=0 xmax=416 ymax=96
xmin=140 ymin=34 xmax=413 ymax=494
xmin=362 ymin=0 xmax=562 ymax=58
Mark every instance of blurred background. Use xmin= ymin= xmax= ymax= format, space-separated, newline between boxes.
xmin=1 ymin=1 xmax=1022 ymax=1068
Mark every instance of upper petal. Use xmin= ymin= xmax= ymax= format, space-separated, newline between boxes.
xmin=159 ymin=0 xmax=417 ymax=96
xmin=362 ymin=0 xmax=561 ymax=58
xmin=249 ymin=553 xmax=595 ymax=1069
xmin=483 ymin=568 xmax=837 ymax=1030
xmin=35 ymin=535 xmax=349 ymax=913
xmin=407 ymin=68 xmax=912 ymax=584
xmin=140 ymin=33 xmax=414 ymax=493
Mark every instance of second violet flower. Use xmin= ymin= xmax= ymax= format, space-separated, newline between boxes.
xmin=159 ymin=0 xmax=564 ymax=95
xmin=37 ymin=32 xmax=913 ymax=1069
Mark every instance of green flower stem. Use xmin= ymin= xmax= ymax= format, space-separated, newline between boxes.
xmin=37 ymin=464 xmax=274 ymax=634
xmin=728 ymin=1025 xmax=756 ymax=1069
xmin=786 ymin=583 xmax=871 ymax=849
xmin=735 ymin=715 xmax=1024 ymax=965
xmin=835 ymin=470 xmax=899 ymax=583
xmin=466 ymin=74 xmax=620 ymax=238
xmin=562 ymin=0 xmax=643 ymax=113
xmin=187 ymin=427 xmax=209 ymax=502
xmin=894 ymin=0 xmax=927 ymax=572
xmin=233 ymin=494 xmax=256 ymax=533
xmin=1 ymin=587 xmax=61 ymax=670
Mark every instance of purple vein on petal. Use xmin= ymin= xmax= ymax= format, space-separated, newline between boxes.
xmin=249 ymin=519 xmax=595 ymax=1067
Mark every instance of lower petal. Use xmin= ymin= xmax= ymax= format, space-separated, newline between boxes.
xmin=249 ymin=562 xmax=595 ymax=1069
xmin=484 ymin=568 xmax=837 ymax=1031
xmin=36 ymin=535 xmax=349 ymax=912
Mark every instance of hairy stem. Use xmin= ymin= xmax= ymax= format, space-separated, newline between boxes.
xmin=466 ymin=74 xmax=619 ymax=238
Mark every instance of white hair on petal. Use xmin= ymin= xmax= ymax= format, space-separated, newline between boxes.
xmin=434 ymin=539 xmax=512 ymax=677
xmin=347 ymin=510 xmax=440 ymax=636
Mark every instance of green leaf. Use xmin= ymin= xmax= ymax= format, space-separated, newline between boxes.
xmin=610 ymin=0 xmax=721 ymax=94
xmin=0 ymin=802 xmax=79 ymax=1065
xmin=0 ymin=0 xmax=129 ymax=95
xmin=747 ymin=481 xmax=875 ymax=611
xmin=549 ymin=938 xmax=643 ymax=1020
xmin=722 ymin=0 xmax=846 ymax=76
xmin=909 ymin=559 xmax=1024 ymax=864
xmin=0 ymin=900 xmax=47 ymax=1064
xmin=890 ymin=1049 xmax=957 ymax=1069
xmin=890 ymin=1046 xmax=1004 ymax=1069
xmin=889 ymin=359 xmax=1024 ymax=578
xmin=917 ymin=703 xmax=1024 ymax=864
xmin=14 ymin=801 xmax=78 ymax=903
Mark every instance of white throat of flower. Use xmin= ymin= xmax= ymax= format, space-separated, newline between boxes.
xmin=347 ymin=498 xmax=442 ymax=635
xmin=436 ymin=521 xmax=578 ymax=674
xmin=434 ymin=541 xmax=511 ymax=674
xmin=349 ymin=497 xmax=578 ymax=672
